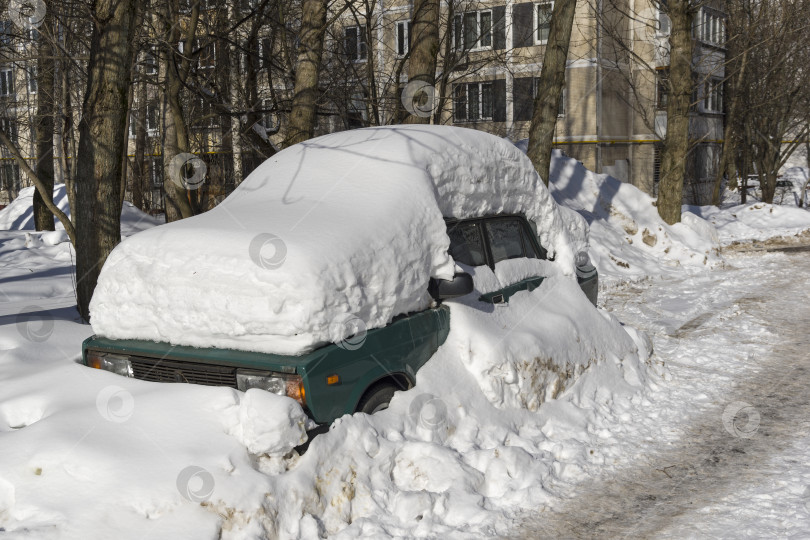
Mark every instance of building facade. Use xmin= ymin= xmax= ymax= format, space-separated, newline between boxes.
xmin=0 ymin=0 xmax=725 ymax=208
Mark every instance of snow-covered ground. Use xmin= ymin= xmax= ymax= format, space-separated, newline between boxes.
xmin=516 ymin=248 xmax=810 ymax=538
xmin=2 ymin=149 xmax=810 ymax=539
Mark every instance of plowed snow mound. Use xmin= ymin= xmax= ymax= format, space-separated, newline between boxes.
xmin=0 ymin=184 xmax=161 ymax=237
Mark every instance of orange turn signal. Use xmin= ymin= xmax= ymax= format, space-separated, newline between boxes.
xmin=327 ymin=374 xmax=340 ymax=385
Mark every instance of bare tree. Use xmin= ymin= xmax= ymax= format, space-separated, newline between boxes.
xmin=159 ymin=0 xmax=198 ymax=221
xmin=526 ymin=0 xmax=577 ymax=185
xmin=284 ymin=0 xmax=328 ymax=147
xmin=33 ymin=1 xmax=55 ymax=231
xmin=75 ymin=0 xmax=139 ymax=320
xmin=656 ymin=0 xmax=693 ymax=224
xmin=403 ymin=0 xmax=440 ymax=124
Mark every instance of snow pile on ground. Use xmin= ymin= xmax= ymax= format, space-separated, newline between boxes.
xmin=684 ymin=202 xmax=810 ymax=244
xmin=91 ymin=126 xmax=588 ymax=356
xmin=0 ymin=185 xmax=70 ymax=231
xmin=0 ymin=228 xmax=651 ymax=537
xmin=0 ymin=184 xmax=161 ymax=237
xmin=538 ymin=149 xmax=720 ymax=282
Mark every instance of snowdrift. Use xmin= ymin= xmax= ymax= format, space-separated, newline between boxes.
xmin=0 ymin=133 xmax=655 ymax=538
xmin=91 ymin=126 xmax=588 ymax=355
xmin=0 ymin=184 xmax=161 ymax=237
xmin=685 ymin=202 xmax=810 ymax=244
xmin=0 ymin=266 xmax=651 ymax=539
xmin=530 ymin=147 xmax=721 ymax=281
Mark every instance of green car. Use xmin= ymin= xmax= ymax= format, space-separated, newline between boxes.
xmin=82 ymin=212 xmax=597 ymax=426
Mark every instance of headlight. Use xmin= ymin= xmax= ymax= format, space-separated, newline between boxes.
xmin=236 ymin=369 xmax=306 ymax=406
xmin=86 ymin=351 xmax=133 ymax=378
xmin=575 ymin=251 xmax=591 ymax=268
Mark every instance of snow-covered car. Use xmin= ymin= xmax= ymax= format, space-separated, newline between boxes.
xmin=82 ymin=125 xmax=596 ymax=425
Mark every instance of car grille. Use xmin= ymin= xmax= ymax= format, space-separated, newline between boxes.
xmin=129 ymin=356 xmax=238 ymax=388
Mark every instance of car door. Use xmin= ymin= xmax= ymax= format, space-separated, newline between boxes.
xmin=447 ymin=215 xmax=549 ymax=304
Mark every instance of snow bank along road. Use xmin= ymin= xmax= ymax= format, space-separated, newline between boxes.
xmin=515 ymin=247 xmax=810 ymax=538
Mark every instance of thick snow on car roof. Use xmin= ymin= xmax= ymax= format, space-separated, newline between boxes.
xmin=90 ymin=125 xmax=587 ymax=355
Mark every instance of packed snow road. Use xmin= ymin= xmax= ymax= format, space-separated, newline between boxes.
xmin=515 ymin=247 xmax=810 ymax=538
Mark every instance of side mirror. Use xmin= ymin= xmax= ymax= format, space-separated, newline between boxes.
xmin=429 ymin=272 xmax=474 ymax=301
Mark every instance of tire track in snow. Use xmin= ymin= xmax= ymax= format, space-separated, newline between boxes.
xmin=514 ymin=252 xmax=810 ymax=539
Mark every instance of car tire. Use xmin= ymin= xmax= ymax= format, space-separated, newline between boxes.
xmin=356 ymin=383 xmax=397 ymax=415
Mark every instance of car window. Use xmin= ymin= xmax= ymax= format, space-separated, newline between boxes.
xmin=486 ymin=219 xmax=525 ymax=263
xmin=447 ymin=222 xmax=487 ymax=267
xmin=521 ymin=227 xmax=540 ymax=258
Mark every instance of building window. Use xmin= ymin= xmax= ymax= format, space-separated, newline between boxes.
xmin=192 ymin=96 xmax=216 ymax=128
xmin=454 ymin=10 xmax=492 ymax=51
xmin=695 ymin=8 xmax=725 ymax=46
xmin=0 ymin=20 xmax=13 ymax=47
xmin=657 ymin=0 xmax=670 ymax=34
xmin=653 ymin=144 xmax=662 ymax=195
xmin=149 ymin=156 xmax=163 ymax=188
xmin=27 ymin=66 xmax=37 ymax=94
xmin=259 ymin=37 xmax=272 ymax=69
xmin=453 ymin=82 xmax=493 ymax=122
xmin=535 ymin=2 xmax=553 ymax=44
xmin=396 ymin=20 xmax=411 ymax=56
xmin=142 ymin=47 xmax=158 ymax=75
xmin=0 ymin=117 xmax=17 ymax=142
xmin=146 ymin=103 xmax=159 ymax=134
xmin=0 ymin=67 xmax=14 ymax=97
xmin=347 ymin=92 xmax=367 ymax=128
xmin=1 ymin=162 xmax=21 ymax=194
xmin=656 ymin=69 xmax=669 ymax=109
xmin=703 ymin=79 xmax=723 ymax=113
xmin=129 ymin=104 xmax=160 ymax=137
xmin=532 ymin=77 xmax=565 ymax=116
xmin=258 ymin=98 xmax=276 ymax=131
xmin=344 ymin=26 xmax=367 ymax=61
xmin=196 ymin=40 xmax=216 ymax=70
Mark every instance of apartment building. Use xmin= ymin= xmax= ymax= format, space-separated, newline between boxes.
xmin=0 ymin=20 xmax=42 ymax=205
xmin=0 ymin=0 xmax=725 ymax=208
xmin=333 ymin=0 xmax=727 ymax=203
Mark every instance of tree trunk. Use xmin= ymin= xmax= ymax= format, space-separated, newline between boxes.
xmin=56 ymin=28 xmax=78 ymax=227
xmin=656 ymin=0 xmax=693 ymax=225
xmin=75 ymin=0 xmax=138 ymax=321
xmin=160 ymin=0 xmax=197 ymax=221
xmin=33 ymin=3 xmax=55 ymax=231
xmin=132 ymin=77 xmax=147 ymax=211
xmin=801 ymin=141 xmax=810 ymax=207
xmin=712 ymin=49 xmax=748 ymax=206
xmin=215 ymin=8 xmax=235 ymax=200
xmin=761 ymin=171 xmax=776 ymax=203
xmin=60 ymin=45 xmax=77 ymax=225
xmin=283 ymin=0 xmax=327 ymax=147
xmin=526 ymin=0 xmax=577 ymax=185
xmin=403 ymin=0 xmax=440 ymax=124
